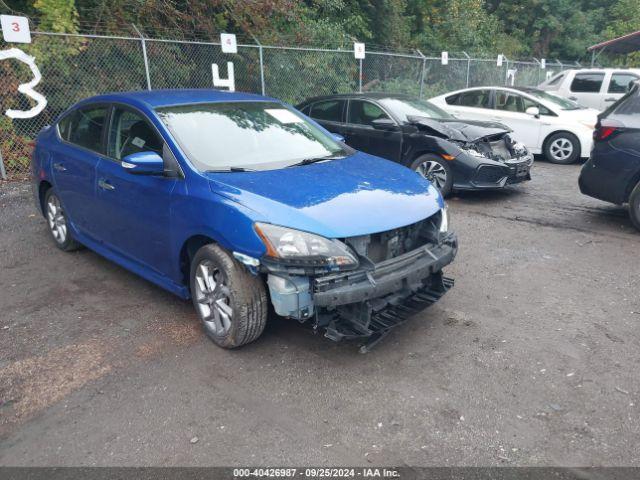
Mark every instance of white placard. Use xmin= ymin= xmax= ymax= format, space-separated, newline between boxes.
xmin=540 ymin=58 xmax=546 ymax=69
xmin=265 ymin=109 xmax=303 ymax=124
xmin=441 ymin=51 xmax=448 ymax=65
xmin=507 ymin=68 xmax=517 ymax=85
xmin=354 ymin=42 xmax=365 ymax=59
xmin=546 ymin=70 xmax=555 ymax=80
xmin=1 ymin=15 xmax=31 ymax=43
xmin=220 ymin=33 xmax=237 ymax=54
xmin=497 ymin=54 xmax=504 ymax=67
xmin=212 ymin=62 xmax=235 ymax=91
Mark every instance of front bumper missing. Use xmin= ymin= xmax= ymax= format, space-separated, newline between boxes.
xmin=312 ymin=233 xmax=457 ymax=348
xmin=468 ymin=154 xmax=533 ymax=189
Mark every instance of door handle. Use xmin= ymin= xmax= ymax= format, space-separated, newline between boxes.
xmin=604 ymin=97 xmax=617 ymax=102
xmin=568 ymin=96 xmax=577 ymax=101
xmin=98 ymin=179 xmax=115 ymax=191
xmin=53 ymin=162 xmax=66 ymax=172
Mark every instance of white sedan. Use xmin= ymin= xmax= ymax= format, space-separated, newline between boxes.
xmin=430 ymin=87 xmax=599 ymax=164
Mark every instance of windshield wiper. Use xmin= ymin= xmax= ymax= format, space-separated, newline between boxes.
xmin=206 ymin=166 xmax=256 ymax=172
xmin=288 ymin=155 xmax=346 ymax=167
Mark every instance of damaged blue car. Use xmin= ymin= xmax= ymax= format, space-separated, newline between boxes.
xmin=31 ymin=89 xmax=457 ymax=350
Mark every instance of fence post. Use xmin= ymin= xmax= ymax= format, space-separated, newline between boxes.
xmin=359 ymin=58 xmax=363 ymax=93
xmin=462 ymin=51 xmax=471 ymax=88
xmin=0 ymin=147 xmax=7 ymax=180
xmin=416 ymin=49 xmax=426 ymax=99
xmin=132 ymin=24 xmax=152 ymax=91
xmin=257 ymin=41 xmax=266 ymax=96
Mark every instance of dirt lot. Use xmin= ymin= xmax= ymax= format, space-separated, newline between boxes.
xmin=0 ymin=161 xmax=639 ymax=466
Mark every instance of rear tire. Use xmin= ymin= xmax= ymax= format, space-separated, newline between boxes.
xmin=544 ymin=132 xmax=580 ymax=164
xmin=190 ymin=243 xmax=267 ymax=348
xmin=44 ymin=188 xmax=82 ymax=252
xmin=410 ymin=154 xmax=453 ymax=197
xmin=628 ymin=181 xmax=640 ymax=231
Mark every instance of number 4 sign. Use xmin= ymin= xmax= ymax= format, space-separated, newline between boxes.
xmin=1 ymin=15 xmax=31 ymax=43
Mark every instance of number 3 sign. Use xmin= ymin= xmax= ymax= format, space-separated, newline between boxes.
xmin=1 ymin=15 xmax=32 ymax=43
xmin=0 ymin=48 xmax=47 ymax=118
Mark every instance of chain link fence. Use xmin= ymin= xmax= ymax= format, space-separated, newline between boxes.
xmin=0 ymin=30 xmax=584 ymax=180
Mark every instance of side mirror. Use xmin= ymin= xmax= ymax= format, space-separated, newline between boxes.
xmin=525 ymin=106 xmax=540 ymax=118
xmin=331 ymin=132 xmax=345 ymax=143
xmin=372 ymin=117 xmax=397 ymax=130
xmin=121 ymin=151 xmax=164 ymax=175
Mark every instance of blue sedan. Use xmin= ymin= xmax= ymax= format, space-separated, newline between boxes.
xmin=31 ymin=89 xmax=457 ymax=349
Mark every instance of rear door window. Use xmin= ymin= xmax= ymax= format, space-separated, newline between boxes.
xmin=570 ymin=73 xmax=605 ymax=93
xmin=310 ymin=100 xmax=345 ymax=123
xmin=608 ymin=73 xmax=638 ymax=93
xmin=453 ymin=90 xmax=492 ymax=108
xmin=60 ymin=106 xmax=108 ymax=153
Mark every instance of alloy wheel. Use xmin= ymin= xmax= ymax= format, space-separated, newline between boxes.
xmin=416 ymin=160 xmax=447 ymax=191
xmin=47 ymin=194 xmax=68 ymax=244
xmin=549 ymin=138 xmax=574 ymax=162
xmin=194 ymin=260 xmax=233 ymax=336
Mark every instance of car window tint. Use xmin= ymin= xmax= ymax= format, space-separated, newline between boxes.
xmin=310 ymin=100 xmax=344 ymax=122
xmin=348 ymin=100 xmax=390 ymax=126
xmin=108 ymin=108 xmax=163 ymax=160
xmin=64 ymin=106 xmax=108 ymax=152
xmin=57 ymin=114 xmax=73 ymax=141
xmin=570 ymin=73 xmax=604 ymax=93
xmin=608 ymin=73 xmax=638 ymax=94
xmin=299 ymin=104 xmax=311 ymax=115
xmin=456 ymin=90 xmax=491 ymax=108
xmin=445 ymin=93 xmax=459 ymax=105
xmin=495 ymin=92 xmax=552 ymax=115
xmin=546 ymin=73 xmax=564 ymax=87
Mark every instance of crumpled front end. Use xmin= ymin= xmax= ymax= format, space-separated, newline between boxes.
xmin=456 ymin=135 xmax=534 ymax=190
xmin=259 ymin=210 xmax=457 ymax=349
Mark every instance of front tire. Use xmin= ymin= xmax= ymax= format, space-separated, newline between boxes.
xmin=44 ymin=188 xmax=81 ymax=252
xmin=628 ymin=181 xmax=640 ymax=231
xmin=190 ymin=243 xmax=267 ymax=348
xmin=410 ymin=154 xmax=453 ymax=197
xmin=544 ymin=132 xmax=580 ymax=164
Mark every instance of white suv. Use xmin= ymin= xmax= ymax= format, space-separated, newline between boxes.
xmin=538 ymin=68 xmax=640 ymax=110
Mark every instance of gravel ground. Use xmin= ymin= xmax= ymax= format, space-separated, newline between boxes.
xmin=0 ymin=161 xmax=639 ymax=466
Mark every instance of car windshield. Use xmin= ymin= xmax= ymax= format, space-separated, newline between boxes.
xmin=378 ymin=98 xmax=454 ymax=121
xmin=156 ymin=101 xmax=346 ymax=171
xmin=524 ymin=89 xmax=582 ymax=110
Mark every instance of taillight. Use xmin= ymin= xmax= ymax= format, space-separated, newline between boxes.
xmin=594 ymin=126 xmax=618 ymax=141
xmin=593 ymin=119 xmax=624 ymax=141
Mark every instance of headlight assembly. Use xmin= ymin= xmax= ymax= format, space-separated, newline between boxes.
xmin=254 ymin=222 xmax=359 ymax=270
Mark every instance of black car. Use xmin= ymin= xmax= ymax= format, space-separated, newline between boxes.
xmin=297 ymin=93 xmax=533 ymax=196
xmin=579 ymin=81 xmax=640 ymax=230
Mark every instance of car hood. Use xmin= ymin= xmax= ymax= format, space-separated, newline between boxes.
xmin=205 ymin=152 xmax=443 ymax=238
xmin=407 ymin=115 xmax=511 ymax=143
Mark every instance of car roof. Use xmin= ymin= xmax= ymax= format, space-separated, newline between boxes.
xmin=77 ymin=89 xmax=278 ymax=109
xmin=298 ymin=92 xmax=413 ymax=105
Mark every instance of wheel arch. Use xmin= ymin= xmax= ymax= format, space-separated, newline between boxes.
xmin=179 ymin=234 xmax=217 ymax=288
xmin=624 ymin=170 xmax=640 ymax=203
xmin=37 ymin=180 xmax=53 ymax=216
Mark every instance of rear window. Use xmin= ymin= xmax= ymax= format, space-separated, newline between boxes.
xmin=608 ymin=73 xmax=638 ymax=94
xmin=570 ymin=73 xmax=604 ymax=93
xmin=310 ymin=99 xmax=345 ymax=122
